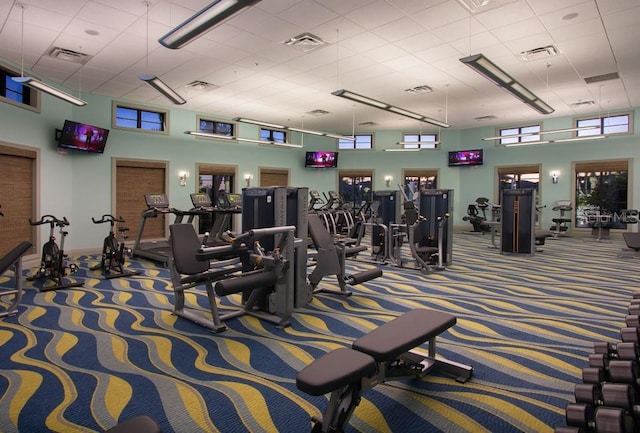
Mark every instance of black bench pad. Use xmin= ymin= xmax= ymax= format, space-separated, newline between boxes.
xmin=296 ymin=348 xmax=376 ymax=396
xmin=352 ymin=309 xmax=455 ymax=362
xmin=623 ymin=233 xmax=640 ymax=250
xmin=0 ymin=241 xmax=32 ymax=274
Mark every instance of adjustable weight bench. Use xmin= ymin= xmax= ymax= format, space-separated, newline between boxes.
xmin=0 ymin=241 xmax=33 ymax=318
xmin=296 ymin=309 xmax=473 ymax=432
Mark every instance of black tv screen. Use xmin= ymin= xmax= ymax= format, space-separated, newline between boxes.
xmin=58 ymin=120 xmax=110 ymax=153
xmin=448 ymin=149 xmax=483 ymax=167
xmin=305 ymin=151 xmax=338 ymax=168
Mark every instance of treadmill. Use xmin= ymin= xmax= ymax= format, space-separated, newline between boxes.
xmin=132 ymin=193 xmax=179 ymax=266
xmin=190 ymin=192 xmax=242 ymax=246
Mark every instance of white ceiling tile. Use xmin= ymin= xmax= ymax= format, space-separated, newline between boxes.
xmin=315 ymin=0 xmax=378 ymax=16
xmin=76 ymin=1 xmax=138 ymax=32
xmin=345 ymin=0 xmax=406 ymax=30
xmin=277 ymin=0 xmax=339 ymax=29
xmin=370 ymin=17 xmax=427 ymax=43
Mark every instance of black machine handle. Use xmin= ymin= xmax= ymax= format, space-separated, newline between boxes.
xmin=231 ymin=225 xmax=297 ymax=248
xmin=29 ymin=215 xmax=70 ymax=227
xmin=92 ymin=214 xmax=125 ymax=224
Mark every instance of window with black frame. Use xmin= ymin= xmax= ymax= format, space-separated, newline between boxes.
xmin=260 ymin=128 xmax=286 ymax=143
xmin=577 ymin=113 xmax=631 ymax=136
xmin=401 ymin=133 xmax=438 ymax=149
xmin=0 ymin=66 xmax=37 ymax=109
xmin=498 ymin=125 xmax=541 ymax=146
xmin=339 ymin=134 xmax=372 ymax=150
xmin=338 ymin=172 xmax=373 ymax=212
xmin=198 ymin=117 xmax=235 ymax=137
xmin=114 ymin=104 xmax=167 ymax=132
xmin=575 ymin=161 xmax=629 ymax=229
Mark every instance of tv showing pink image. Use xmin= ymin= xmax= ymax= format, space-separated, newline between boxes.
xmin=305 ymin=151 xmax=338 ymax=168
xmin=58 ymin=120 xmax=110 ymax=153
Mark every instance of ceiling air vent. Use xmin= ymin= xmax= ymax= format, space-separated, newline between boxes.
xmin=570 ymin=100 xmax=596 ymax=108
xmin=584 ymin=72 xmax=619 ymax=84
xmin=456 ymin=0 xmax=516 ymax=14
xmin=405 ymin=85 xmax=433 ymax=95
xmin=185 ymin=80 xmax=218 ymax=90
xmin=47 ymin=47 xmax=92 ymax=64
xmin=282 ymin=33 xmax=327 ymax=53
xmin=358 ymin=121 xmax=378 ymax=127
xmin=306 ymin=109 xmax=330 ymax=116
xmin=474 ymin=115 xmax=497 ymax=121
xmin=520 ymin=45 xmax=558 ymax=62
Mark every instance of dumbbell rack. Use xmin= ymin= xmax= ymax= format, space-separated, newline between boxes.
xmin=555 ymin=296 xmax=640 ymax=433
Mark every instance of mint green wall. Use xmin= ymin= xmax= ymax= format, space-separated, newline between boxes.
xmin=0 ymin=89 xmax=637 ymax=250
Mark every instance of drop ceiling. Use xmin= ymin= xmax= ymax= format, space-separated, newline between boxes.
xmin=0 ymin=0 xmax=638 ymax=133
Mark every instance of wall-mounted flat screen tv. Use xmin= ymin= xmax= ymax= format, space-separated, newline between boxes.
xmin=305 ymin=151 xmax=338 ymax=168
xmin=58 ymin=120 xmax=110 ymax=153
xmin=448 ymin=149 xmax=483 ymax=167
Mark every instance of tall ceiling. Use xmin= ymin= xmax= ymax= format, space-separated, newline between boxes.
xmin=0 ymin=0 xmax=638 ymax=133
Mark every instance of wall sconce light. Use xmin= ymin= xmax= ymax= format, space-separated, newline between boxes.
xmin=179 ymin=170 xmax=190 ymax=186
xmin=385 ymin=175 xmax=393 ymax=187
xmin=244 ymin=173 xmax=254 ymax=187
xmin=551 ymin=171 xmax=559 ymax=184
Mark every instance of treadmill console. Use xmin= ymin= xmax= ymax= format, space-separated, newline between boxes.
xmin=191 ymin=193 xmax=214 ymax=209
xmin=144 ymin=193 xmax=170 ymax=209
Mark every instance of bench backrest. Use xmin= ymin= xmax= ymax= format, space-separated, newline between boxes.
xmin=169 ymin=224 xmax=209 ymax=275
xmin=308 ymin=213 xmax=334 ymax=250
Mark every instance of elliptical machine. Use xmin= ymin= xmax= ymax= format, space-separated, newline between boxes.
xmin=27 ymin=215 xmax=83 ymax=291
xmin=91 ymin=214 xmax=139 ymax=279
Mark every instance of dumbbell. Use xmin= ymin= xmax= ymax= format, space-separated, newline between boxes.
xmin=565 ymin=403 xmax=635 ymax=433
xmin=575 ymin=383 xmax=604 ymax=406
xmin=583 ymin=360 xmax=640 ymax=384
xmin=620 ymin=328 xmax=640 ymax=343
xmin=601 ymin=383 xmax=639 ymax=410
xmin=594 ymin=342 xmax=640 ymax=361
xmin=625 ymin=316 xmax=640 ymax=328
xmin=594 ymin=406 xmax=635 ymax=433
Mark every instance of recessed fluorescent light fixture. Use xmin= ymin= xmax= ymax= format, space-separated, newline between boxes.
xmin=12 ymin=76 xmax=87 ymax=106
xmin=234 ymin=117 xmax=355 ymax=141
xmin=332 ymin=89 xmax=450 ymax=128
xmin=159 ymin=0 xmax=262 ymax=49
xmin=460 ymin=54 xmax=554 ymax=115
xmin=139 ymin=74 xmax=186 ymax=105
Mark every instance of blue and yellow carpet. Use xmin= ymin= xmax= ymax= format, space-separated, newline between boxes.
xmin=0 ymin=232 xmax=636 ymax=432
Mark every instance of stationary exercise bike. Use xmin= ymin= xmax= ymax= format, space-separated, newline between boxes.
xmin=91 ymin=214 xmax=139 ymax=279
xmin=27 ymin=215 xmax=83 ymax=291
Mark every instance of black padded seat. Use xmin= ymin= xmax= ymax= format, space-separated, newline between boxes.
xmin=623 ymin=233 xmax=640 ymax=250
xmin=412 ymin=220 xmax=438 ymax=257
xmin=170 ymin=224 xmax=241 ymax=286
xmin=352 ymin=309 xmax=455 ymax=362
xmin=0 ymin=241 xmax=32 ymax=275
xmin=308 ymin=212 xmax=366 ymax=256
xmin=104 ymin=415 xmax=162 ymax=433
xmin=0 ymin=241 xmax=32 ymax=318
xmin=296 ymin=348 xmax=376 ymax=396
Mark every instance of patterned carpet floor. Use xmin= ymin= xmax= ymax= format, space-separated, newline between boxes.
xmin=0 ymin=231 xmax=637 ymax=432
